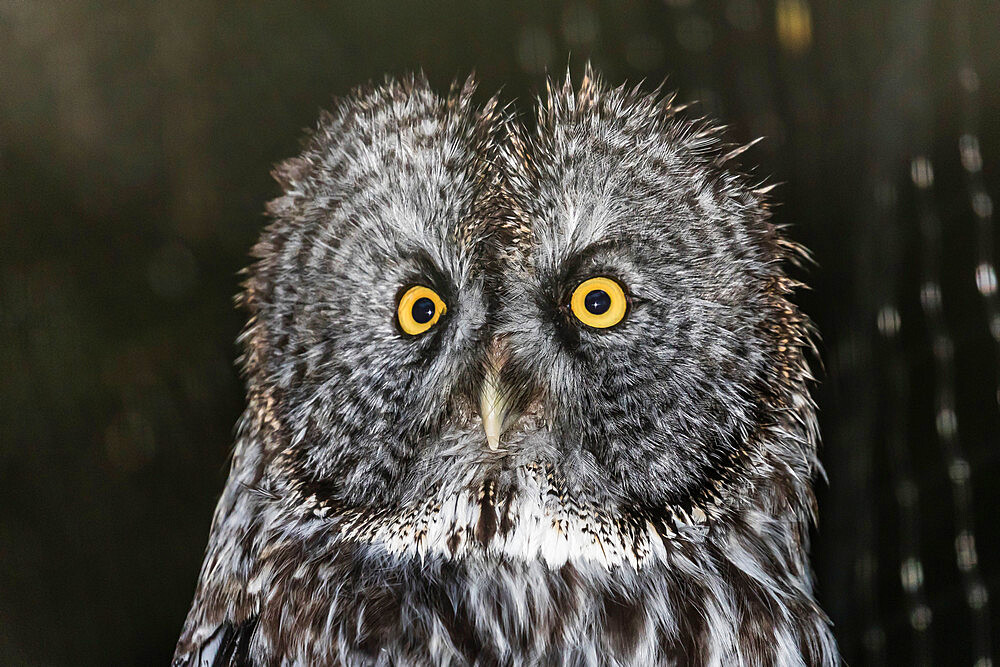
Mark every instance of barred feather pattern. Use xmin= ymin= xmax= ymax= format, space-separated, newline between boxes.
xmin=174 ymin=70 xmax=837 ymax=666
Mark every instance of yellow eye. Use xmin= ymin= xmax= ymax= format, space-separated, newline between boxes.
xmin=397 ymin=285 xmax=447 ymax=335
xmin=570 ymin=277 xmax=628 ymax=329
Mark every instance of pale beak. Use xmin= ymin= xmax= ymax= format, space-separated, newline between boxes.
xmin=479 ymin=371 xmax=504 ymax=451
xmin=478 ymin=343 xmax=510 ymax=451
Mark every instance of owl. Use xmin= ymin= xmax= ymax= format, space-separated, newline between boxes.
xmin=174 ymin=69 xmax=838 ymax=666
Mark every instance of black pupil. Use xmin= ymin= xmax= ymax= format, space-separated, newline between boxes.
xmin=411 ymin=297 xmax=436 ymax=324
xmin=584 ymin=289 xmax=611 ymax=315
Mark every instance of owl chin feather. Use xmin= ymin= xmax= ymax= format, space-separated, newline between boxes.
xmin=174 ymin=69 xmax=838 ymax=665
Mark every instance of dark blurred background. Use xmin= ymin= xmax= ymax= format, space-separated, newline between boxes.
xmin=1 ymin=1 xmax=998 ymax=664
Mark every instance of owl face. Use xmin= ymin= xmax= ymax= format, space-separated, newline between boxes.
xmin=247 ymin=72 xmax=813 ymax=563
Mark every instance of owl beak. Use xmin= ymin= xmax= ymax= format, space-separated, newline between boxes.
xmin=478 ymin=341 xmax=510 ymax=451
xmin=479 ymin=369 xmax=505 ymax=451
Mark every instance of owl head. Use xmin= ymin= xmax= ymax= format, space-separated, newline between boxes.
xmin=174 ymin=69 xmax=833 ymax=667
xmin=241 ymin=69 xmax=818 ymax=559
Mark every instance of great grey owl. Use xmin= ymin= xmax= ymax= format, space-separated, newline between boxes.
xmin=174 ymin=69 xmax=838 ymax=666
